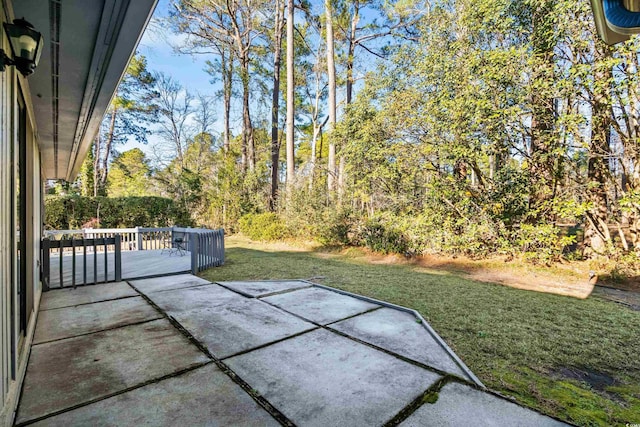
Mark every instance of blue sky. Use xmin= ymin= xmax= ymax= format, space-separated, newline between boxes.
xmin=120 ymin=0 xmax=382 ymax=159
xmin=121 ymin=0 xmax=222 ymax=156
xmin=137 ymin=0 xmax=215 ymax=95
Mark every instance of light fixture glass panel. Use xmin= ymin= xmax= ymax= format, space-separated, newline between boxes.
xmin=16 ymin=35 xmax=37 ymax=59
xmin=5 ymin=23 xmax=40 ymax=60
xmin=2 ymin=18 xmax=43 ymax=76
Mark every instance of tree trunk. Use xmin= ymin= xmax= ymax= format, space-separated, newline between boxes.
xmin=309 ymin=124 xmax=319 ymax=191
xmin=99 ymin=107 xmax=118 ymax=193
xmin=584 ymin=45 xmax=613 ymax=257
xmin=222 ymin=49 xmax=233 ymax=153
xmin=453 ymin=159 xmax=467 ymax=181
xmin=338 ymin=3 xmax=362 ymax=200
xmin=338 ymin=156 xmax=345 ymax=201
xmin=528 ymin=2 xmax=556 ymax=222
xmin=309 ymin=116 xmax=327 ymax=191
xmin=325 ymin=0 xmax=337 ymax=193
xmin=270 ymin=0 xmax=285 ymax=211
xmin=286 ymin=0 xmax=295 ymax=199
xmin=346 ymin=3 xmax=359 ymax=106
xmin=93 ymin=138 xmax=101 ymax=197
xmin=240 ymin=53 xmax=254 ymax=172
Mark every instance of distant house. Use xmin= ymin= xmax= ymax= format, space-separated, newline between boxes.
xmin=0 ymin=1 xmax=157 ymax=423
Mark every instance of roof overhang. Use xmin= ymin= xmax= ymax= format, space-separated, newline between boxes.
xmin=11 ymin=0 xmax=157 ymax=181
xmin=591 ymin=0 xmax=640 ymax=45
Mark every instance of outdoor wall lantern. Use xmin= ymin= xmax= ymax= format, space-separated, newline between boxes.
xmin=592 ymin=0 xmax=640 ymax=44
xmin=0 ymin=18 xmax=43 ymax=76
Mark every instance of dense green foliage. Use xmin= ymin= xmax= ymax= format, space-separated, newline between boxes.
xmin=44 ymin=196 xmax=193 ymax=230
xmin=201 ymin=237 xmax=640 ymax=427
xmin=106 ymin=148 xmax=153 ymax=197
xmin=78 ymin=55 xmax=158 ymax=197
xmin=63 ymin=0 xmax=640 ymax=273
xmin=238 ymin=213 xmax=290 ymax=241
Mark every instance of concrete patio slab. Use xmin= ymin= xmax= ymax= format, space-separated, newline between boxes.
xmin=33 ymin=296 xmax=162 ymax=344
xmin=39 ymin=282 xmax=138 ymax=311
xmin=226 ymin=328 xmax=440 ymax=427
xmin=129 ymin=273 xmax=211 ymax=294
xmin=331 ymin=307 xmax=470 ymax=379
xmin=16 ymin=319 xmax=210 ymax=424
xmin=20 ymin=276 xmax=564 ymax=426
xmin=400 ymin=382 xmax=567 ymax=426
xmin=218 ymin=279 xmax=310 ymax=297
xmin=148 ymin=285 xmax=316 ymax=358
xmin=29 ymin=364 xmax=279 ymax=427
xmin=262 ymin=286 xmax=380 ymax=324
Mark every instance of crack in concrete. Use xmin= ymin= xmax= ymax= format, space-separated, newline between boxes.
xmin=133 ymin=281 xmax=215 ymax=295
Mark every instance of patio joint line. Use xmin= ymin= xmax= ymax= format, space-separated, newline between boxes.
xmin=124 ymin=269 xmax=193 ymax=282
xmin=303 ymin=280 xmax=484 ymax=387
xmin=15 ymin=361 xmax=214 ymax=427
xmin=258 ymin=299 xmax=473 ymax=383
xmin=31 ymin=317 xmax=164 ymax=347
xmin=258 ymin=297 xmax=369 ymax=329
xmin=382 ymin=376 xmax=452 ymax=427
xmin=254 ymin=285 xmax=313 ymax=298
xmin=38 ymin=294 xmax=140 ymax=312
xmin=323 ymin=306 xmax=384 ymax=326
xmin=127 ymin=280 xmax=297 ymax=427
xmin=220 ymin=326 xmax=320 ymax=361
xmin=324 ymin=324 xmax=472 ymax=382
xmin=215 ymin=281 xmax=313 ymax=299
xmin=134 ymin=281 xmax=215 ymax=296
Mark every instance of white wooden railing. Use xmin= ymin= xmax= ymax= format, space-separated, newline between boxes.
xmin=43 ymin=227 xmax=179 ymax=253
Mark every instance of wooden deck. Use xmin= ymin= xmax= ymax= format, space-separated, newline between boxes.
xmin=48 ymin=249 xmax=191 ymax=288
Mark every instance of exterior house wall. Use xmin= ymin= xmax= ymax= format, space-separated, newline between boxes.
xmin=0 ymin=1 xmax=43 ymax=424
xmin=0 ymin=0 xmax=15 ymax=415
xmin=0 ymin=0 xmax=156 ymax=423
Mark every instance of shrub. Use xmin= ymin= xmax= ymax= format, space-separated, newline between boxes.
xmin=514 ymin=223 xmax=576 ymax=264
xmin=315 ymin=209 xmax=354 ymax=246
xmin=355 ymin=217 xmax=409 ymax=254
xmin=44 ymin=196 xmax=193 ymax=230
xmin=239 ymin=213 xmax=289 ymax=241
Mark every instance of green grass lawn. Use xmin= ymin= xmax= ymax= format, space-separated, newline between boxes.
xmin=200 ymin=236 xmax=640 ymax=426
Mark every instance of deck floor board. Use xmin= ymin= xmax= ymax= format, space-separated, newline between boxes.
xmin=48 ymin=250 xmax=191 ymax=287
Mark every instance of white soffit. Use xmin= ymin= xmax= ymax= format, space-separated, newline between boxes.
xmin=12 ymin=0 xmax=157 ymax=180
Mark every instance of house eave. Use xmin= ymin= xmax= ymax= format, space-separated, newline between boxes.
xmin=11 ymin=0 xmax=158 ymax=181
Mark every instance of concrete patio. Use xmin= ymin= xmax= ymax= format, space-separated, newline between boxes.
xmin=15 ymin=275 xmax=567 ymax=426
